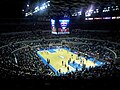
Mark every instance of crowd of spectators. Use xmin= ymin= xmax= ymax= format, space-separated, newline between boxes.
xmin=0 ymin=28 xmax=120 ymax=89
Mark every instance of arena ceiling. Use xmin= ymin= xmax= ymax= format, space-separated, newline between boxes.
xmin=50 ymin=0 xmax=120 ymax=9
xmin=0 ymin=0 xmax=120 ymax=18
xmin=26 ymin=0 xmax=120 ymax=17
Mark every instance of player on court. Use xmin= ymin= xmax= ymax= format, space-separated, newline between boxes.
xmin=62 ymin=61 xmax=64 ymax=65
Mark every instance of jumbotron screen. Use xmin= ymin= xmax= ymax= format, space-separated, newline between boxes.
xmin=51 ymin=18 xmax=70 ymax=34
xmin=58 ymin=19 xmax=70 ymax=34
xmin=51 ymin=19 xmax=57 ymax=34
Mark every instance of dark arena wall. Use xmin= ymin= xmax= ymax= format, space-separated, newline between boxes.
xmin=0 ymin=17 xmax=120 ymax=33
xmin=71 ymin=18 xmax=120 ymax=31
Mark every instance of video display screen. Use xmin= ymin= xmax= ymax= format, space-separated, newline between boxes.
xmin=51 ymin=18 xmax=70 ymax=34
xmin=58 ymin=20 xmax=70 ymax=34
xmin=51 ymin=19 xmax=57 ymax=34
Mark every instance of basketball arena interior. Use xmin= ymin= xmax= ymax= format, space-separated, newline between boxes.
xmin=0 ymin=0 xmax=120 ymax=89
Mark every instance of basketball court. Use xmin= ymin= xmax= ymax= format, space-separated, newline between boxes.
xmin=37 ymin=47 xmax=104 ymax=75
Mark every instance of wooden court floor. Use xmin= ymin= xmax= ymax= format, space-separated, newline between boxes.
xmin=37 ymin=48 xmax=95 ymax=74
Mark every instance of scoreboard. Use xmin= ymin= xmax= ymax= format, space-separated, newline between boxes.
xmin=51 ymin=19 xmax=57 ymax=34
xmin=51 ymin=17 xmax=70 ymax=34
